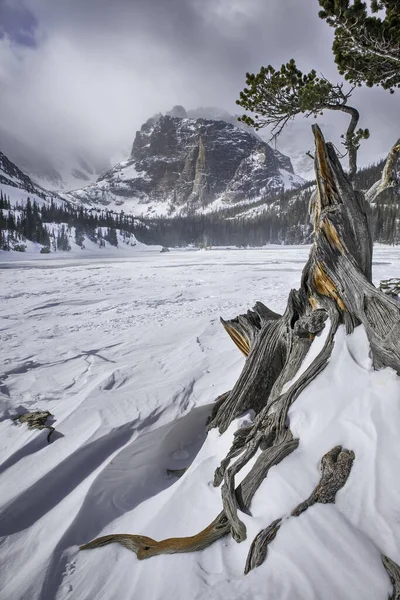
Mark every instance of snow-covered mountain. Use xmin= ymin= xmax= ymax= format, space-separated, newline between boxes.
xmin=0 ymin=150 xmax=56 ymax=203
xmin=67 ymin=108 xmax=305 ymax=216
xmin=260 ymin=121 xmax=342 ymax=182
xmin=0 ymin=127 xmax=111 ymax=192
xmin=2 ymin=142 xmax=399 ymax=250
xmin=0 ymin=151 xmax=161 ymax=254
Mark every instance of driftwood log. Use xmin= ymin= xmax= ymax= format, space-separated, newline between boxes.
xmin=80 ymin=125 xmax=400 ymax=590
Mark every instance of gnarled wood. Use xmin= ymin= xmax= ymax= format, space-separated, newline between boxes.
xmin=244 ymin=518 xmax=282 ymax=575
xmin=379 ymin=278 xmax=400 ymax=298
xmin=217 ymin=310 xmax=337 ymax=541
xmin=81 ymin=433 xmax=299 ymax=558
xmin=221 ymin=302 xmax=280 ymax=357
xmin=245 ymin=446 xmax=355 ymax=574
xmin=382 ymin=555 xmax=400 ymax=600
xmin=80 ymin=515 xmax=231 ymax=559
xmin=291 ymin=445 xmax=355 ymax=517
xmin=208 ymin=307 xmax=290 ymax=433
xmin=80 ymin=126 xmax=400 ymax=586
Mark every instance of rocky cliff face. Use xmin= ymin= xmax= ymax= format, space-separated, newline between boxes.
xmin=68 ymin=109 xmax=304 ymax=216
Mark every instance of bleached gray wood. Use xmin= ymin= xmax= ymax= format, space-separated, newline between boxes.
xmin=245 ymin=446 xmax=355 ymax=574
xmin=244 ymin=518 xmax=282 ymax=575
xmin=382 ymin=555 xmax=400 ymax=600
xmin=379 ymin=278 xmax=400 ymax=298
xmin=217 ymin=312 xmax=337 ymax=542
xmin=291 ymin=445 xmax=355 ymax=516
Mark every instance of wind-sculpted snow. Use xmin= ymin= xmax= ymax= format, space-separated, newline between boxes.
xmin=0 ymin=246 xmax=400 ymax=599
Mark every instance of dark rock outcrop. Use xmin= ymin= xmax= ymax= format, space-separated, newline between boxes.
xmin=0 ymin=151 xmax=40 ymax=195
xmin=68 ymin=111 xmax=304 ymax=215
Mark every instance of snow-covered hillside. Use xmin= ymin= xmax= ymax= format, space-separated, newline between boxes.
xmin=0 ymin=169 xmax=159 ymax=254
xmin=1 ymin=246 xmax=400 ymax=599
xmin=0 ymin=154 xmax=54 ymax=203
xmin=1 ymin=222 xmax=158 ymax=255
xmin=0 ymin=183 xmax=162 ymax=255
xmin=0 ymin=128 xmax=112 ymax=192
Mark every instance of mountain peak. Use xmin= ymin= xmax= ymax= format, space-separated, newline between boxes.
xmin=67 ymin=111 xmax=304 ymax=216
xmin=167 ymin=105 xmax=188 ymax=119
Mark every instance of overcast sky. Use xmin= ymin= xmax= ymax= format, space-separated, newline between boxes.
xmin=0 ymin=0 xmax=399 ymax=168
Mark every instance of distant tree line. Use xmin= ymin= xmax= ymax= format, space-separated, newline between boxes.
xmin=0 ymin=192 xmax=51 ymax=250
xmin=0 ymin=187 xmax=314 ymax=251
xmin=137 ymin=187 xmax=314 ymax=247
xmin=1 ymin=156 xmax=399 ymax=251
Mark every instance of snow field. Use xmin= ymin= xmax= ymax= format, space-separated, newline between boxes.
xmin=1 ymin=246 xmax=400 ymax=599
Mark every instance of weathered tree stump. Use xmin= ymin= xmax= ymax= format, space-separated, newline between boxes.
xmin=80 ymin=126 xmax=400 ymax=593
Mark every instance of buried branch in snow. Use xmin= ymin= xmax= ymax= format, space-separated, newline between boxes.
xmin=80 ymin=125 xmax=400 ymax=587
xmin=382 ymin=555 xmax=400 ymax=600
xmin=12 ymin=410 xmax=55 ymax=443
xmin=290 ymin=445 xmax=355 ymax=516
xmin=244 ymin=445 xmax=355 ymax=574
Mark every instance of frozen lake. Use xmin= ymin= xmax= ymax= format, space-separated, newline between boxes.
xmin=1 ymin=245 xmax=400 ymax=600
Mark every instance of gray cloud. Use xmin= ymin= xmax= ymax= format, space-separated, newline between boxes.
xmin=0 ymin=0 xmax=398 ymax=170
xmin=0 ymin=0 xmax=37 ymax=47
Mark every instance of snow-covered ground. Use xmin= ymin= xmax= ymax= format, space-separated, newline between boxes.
xmin=1 ymin=245 xmax=400 ymax=600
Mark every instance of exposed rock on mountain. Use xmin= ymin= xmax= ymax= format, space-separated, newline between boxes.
xmin=2 ymin=143 xmax=400 ymax=250
xmin=187 ymin=106 xmax=245 ymax=127
xmin=167 ymin=105 xmax=188 ymax=119
xmin=67 ymin=110 xmax=304 ymax=216
xmin=0 ymin=150 xmax=50 ymax=199
xmin=0 ymin=127 xmax=111 ymax=192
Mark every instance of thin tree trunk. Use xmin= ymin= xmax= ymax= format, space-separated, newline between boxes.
xmin=324 ymin=103 xmax=360 ymax=180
